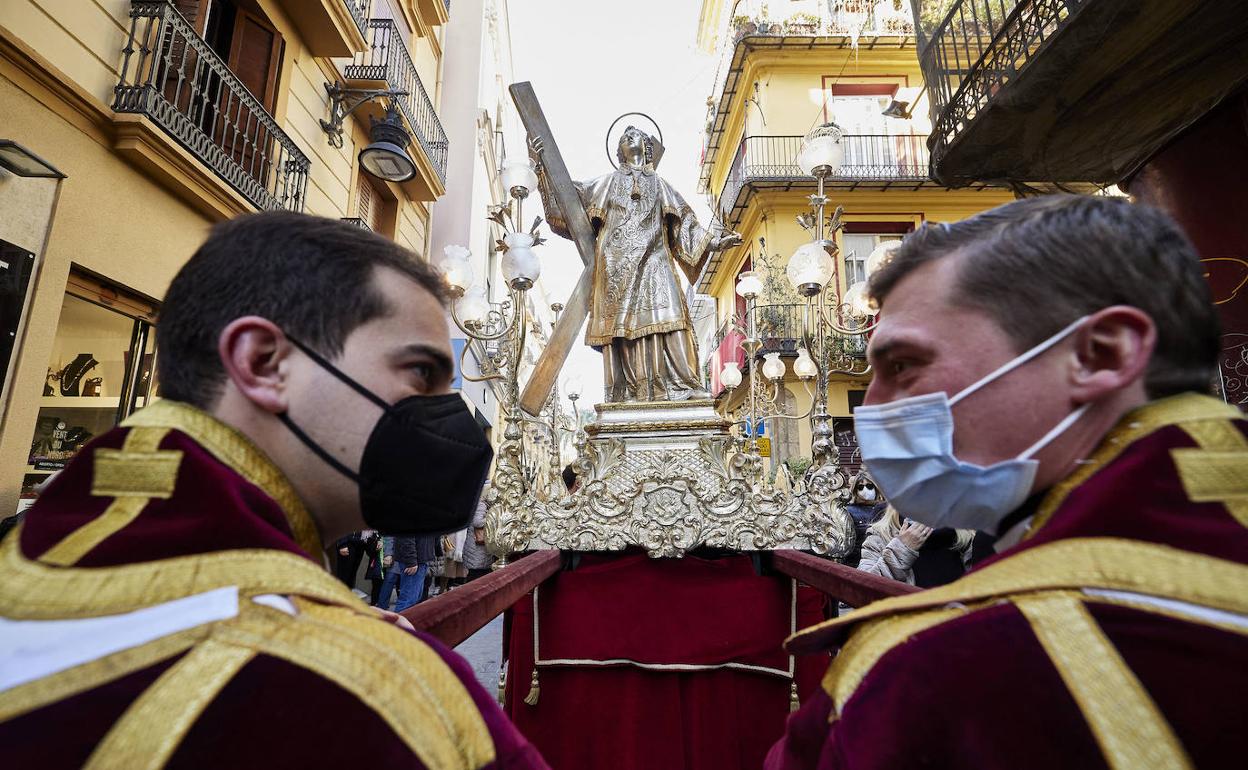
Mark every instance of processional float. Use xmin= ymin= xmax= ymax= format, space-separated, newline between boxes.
xmin=440 ymin=82 xmax=887 ymax=767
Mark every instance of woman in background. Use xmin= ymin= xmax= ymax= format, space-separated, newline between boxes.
xmin=857 ymin=506 xmax=975 ymax=588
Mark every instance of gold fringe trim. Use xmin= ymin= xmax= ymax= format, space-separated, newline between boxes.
xmin=498 ymin=668 xmax=507 ymax=706
xmin=1015 ymin=592 xmax=1194 ymax=770
xmin=789 ymin=681 xmax=799 ymax=713
xmin=125 ymin=400 xmax=323 ymax=557
xmin=585 ymin=318 xmax=692 ymax=346
xmin=523 ymin=669 xmax=540 ymax=706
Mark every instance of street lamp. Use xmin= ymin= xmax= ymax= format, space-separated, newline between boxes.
xmin=358 ymin=109 xmax=417 ymax=183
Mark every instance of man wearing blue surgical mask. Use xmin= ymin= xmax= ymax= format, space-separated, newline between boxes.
xmin=768 ymin=195 xmax=1247 ymax=769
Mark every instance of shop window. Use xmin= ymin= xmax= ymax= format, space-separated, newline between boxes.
xmin=24 ymin=275 xmax=159 ymax=494
xmin=0 ymin=239 xmax=37 ymax=401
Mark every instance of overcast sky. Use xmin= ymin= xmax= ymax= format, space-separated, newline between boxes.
xmin=509 ymin=0 xmax=720 ymax=409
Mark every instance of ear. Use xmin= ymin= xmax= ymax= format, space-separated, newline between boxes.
xmin=217 ymin=316 xmax=293 ymax=415
xmin=1068 ymin=305 xmax=1156 ymax=403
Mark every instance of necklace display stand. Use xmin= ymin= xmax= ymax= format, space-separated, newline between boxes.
xmin=58 ymin=353 xmax=98 ymax=397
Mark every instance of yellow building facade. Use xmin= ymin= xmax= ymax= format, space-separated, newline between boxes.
xmin=695 ymin=0 xmax=1013 ymax=477
xmin=0 ymin=0 xmax=450 ymax=515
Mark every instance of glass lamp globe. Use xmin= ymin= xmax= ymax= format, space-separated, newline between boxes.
xmin=456 ymin=285 xmax=490 ymax=325
xmin=797 ymin=122 xmax=845 ymax=177
xmin=442 ymin=256 xmax=473 ymax=294
xmin=500 ymin=158 xmax=539 ymax=198
xmin=502 ymin=232 xmax=541 ymax=291
xmin=865 ymin=240 xmax=900 ymax=277
xmin=762 ymin=352 xmax=786 ymax=381
xmin=844 ymin=280 xmax=877 ymax=317
xmin=563 ymin=375 xmax=583 ymax=400
xmin=787 ymin=242 xmax=834 ymax=296
xmin=794 ymin=347 xmax=817 ymax=379
xmin=720 ymin=360 xmax=743 ymax=389
xmin=735 ymin=270 xmax=763 ymax=300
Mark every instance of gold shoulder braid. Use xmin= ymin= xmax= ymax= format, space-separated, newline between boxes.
xmin=0 ymin=536 xmax=497 ymax=770
xmin=123 ymin=400 xmax=324 ymax=557
xmin=1025 ymin=393 xmax=1241 ymax=539
xmin=804 ymin=537 xmax=1247 ymax=770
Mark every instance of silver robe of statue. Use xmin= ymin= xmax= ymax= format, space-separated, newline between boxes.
xmin=538 ymin=128 xmax=727 ymax=402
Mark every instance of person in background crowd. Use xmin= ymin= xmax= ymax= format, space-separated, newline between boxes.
xmin=0 ymin=212 xmax=548 ymax=768
xmin=462 ymin=481 xmax=495 ymax=581
xmin=857 ymin=506 xmax=973 ymax=588
xmin=769 ymin=195 xmax=1247 ymax=769
xmin=364 ymin=531 xmax=386 ymax=605
xmin=383 ymin=534 xmax=434 ymax=613
xmin=842 ymin=473 xmax=887 ymax=569
xmin=332 ymin=529 xmax=375 ymax=588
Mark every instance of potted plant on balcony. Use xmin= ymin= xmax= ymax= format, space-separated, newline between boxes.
xmin=754 ymin=251 xmax=801 ymax=354
xmin=784 ymin=12 xmax=820 ymax=36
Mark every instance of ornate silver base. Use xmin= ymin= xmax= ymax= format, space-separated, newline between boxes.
xmin=485 ymin=400 xmax=856 ymax=559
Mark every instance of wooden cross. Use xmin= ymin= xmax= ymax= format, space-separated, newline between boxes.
xmin=508 ymin=82 xmax=599 ymax=416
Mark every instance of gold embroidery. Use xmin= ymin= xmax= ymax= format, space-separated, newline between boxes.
xmin=0 ymin=525 xmax=359 ymax=620
xmin=214 ymin=601 xmax=495 ymax=770
xmin=788 ymin=537 xmax=1248 ymax=651
xmin=1173 ymin=419 xmax=1248 ymax=527
xmin=821 ymin=606 xmax=963 ymax=718
xmin=1026 ymin=393 xmax=1241 ymax=538
xmin=124 ymin=400 xmax=323 ymax=557
xmin=84 ymin=639 xmax=255 ymax=770
xmin=91 ymin=449 xmax=183 ymax=498
xmin=40 ymin=428 xmax=175 ymax=566
xmin=1015 ymin=593 xmax=1193 ymax=770
xmin=0 ymin=625 xmax=206 ymax=722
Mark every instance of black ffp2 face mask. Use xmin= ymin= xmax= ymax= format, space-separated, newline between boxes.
xmin=278 ymin=335 xmax=493 ymax=536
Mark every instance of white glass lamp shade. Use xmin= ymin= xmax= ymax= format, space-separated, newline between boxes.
xmin=787 ymin=242 xmax=835 ymax=295
xmin=798 ymin=123 xmax=845 ymax=177
xmin=735 ymin=270 xmax=763 ymax=300
xmin=442 ymin=258 xmax=473 ymax=293
xmin=500 ymin=158 xmax=539 ymax=197
xmin=844 ymin=280 xmax=876 ymax=317
xmin=563 ymin=375 xmax=583 ymax=400
xmin=762 ymin=352 xmax=786 ymax=381
xmin=456 ymin=286 xmax=490 ymax=325
xmin=865 ymin=240 xmax=900 ymax=277
xmin=502 ymin=232 xmax=540 ymax=290
xmin=794 ymin=347 xmax=817 ymax=379
xmin=720 ymin=361 xmax=743 ymax=389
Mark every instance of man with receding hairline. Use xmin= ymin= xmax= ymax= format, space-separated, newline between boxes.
xmin=0 ymin=212 xmax=549 ymax=769
xmin=768 ymin=195 xmax=1247 ymax=769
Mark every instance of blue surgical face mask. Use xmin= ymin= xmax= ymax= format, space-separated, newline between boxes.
xmin=853 ymin=317 xmax=1092 ymax=534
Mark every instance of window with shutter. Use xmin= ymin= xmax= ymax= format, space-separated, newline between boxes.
xmin=357 ymin=175 xmax=380 ymax=231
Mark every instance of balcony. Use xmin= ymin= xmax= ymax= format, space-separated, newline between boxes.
xmin=341 ymin=217 xmax=372 ymax=230
xmin=700 ymin=2 xmax=916 ymax=192
xmin=711 ymin=133 xmax=940 ymax=239
xmin=275 ymin=0 xmax=369 ymax=57
xmin=345 ymin=18 xmax=449 ymax=200
xmin=916 ymin=0 xmax=1248 ymax=186
xmin=113 ymin=1 xmax=310 ymax=213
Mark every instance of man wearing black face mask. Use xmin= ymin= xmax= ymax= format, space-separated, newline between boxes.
xmin=0 ymin=213 xmax=549 ymax=769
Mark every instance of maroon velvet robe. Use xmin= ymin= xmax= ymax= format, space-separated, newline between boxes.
xmin=0 ymin=400 xmax=548 ymax=770
xmin=767 ymin=393 xmax=1248 ymax=769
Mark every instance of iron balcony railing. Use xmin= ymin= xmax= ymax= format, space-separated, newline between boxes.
xmin=114 ymin=1 xmax=310 ymax=212
xmin=914 ymin=0 xmax=1071 ymax=165
xmin=346 ymin=19 xmax=449 ymax=184
xmin=341 ymin=217 xmax=372 ymax=230
xmin=709 ymin=304 xmax=867 ymax=358
xmin=345 ymin=0 xmax=370 ymax=38
xmin=718 ymin=134 xmax=929 ymax=217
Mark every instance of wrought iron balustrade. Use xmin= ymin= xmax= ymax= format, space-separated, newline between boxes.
xmin=113 ymin=0 xmax=310 ymax=212
xmin=718 ymin=134 xmax=929 ymax=218
xmin=915 ymin=0 xmax=1074 ymax=168
xmin=341 ymin=217 xmax=371 ymax=230
xmin=346 ymin=19 xmax=449 ymax=184
xmin=345 ymin=0 xmax=370 ymax=38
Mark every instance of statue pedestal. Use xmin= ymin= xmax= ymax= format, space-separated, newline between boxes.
xmin=487 ymin=399 xmax=855 ymax=558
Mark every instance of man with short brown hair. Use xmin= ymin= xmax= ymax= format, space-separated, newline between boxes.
xmin=768 ymin=195 xmax=1247 ymax=769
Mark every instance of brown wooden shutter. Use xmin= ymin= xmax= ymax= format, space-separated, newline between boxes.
xmin=173 ymin=0 xmax=209 ymax=34
xmin=227 ymin=10 xmax=282 ymax=111
xmin=358 ymin=176 xmax=379 ymax=231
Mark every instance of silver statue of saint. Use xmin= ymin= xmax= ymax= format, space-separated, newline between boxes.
xmin=532 ymin=127 xmax=741 ymax=402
